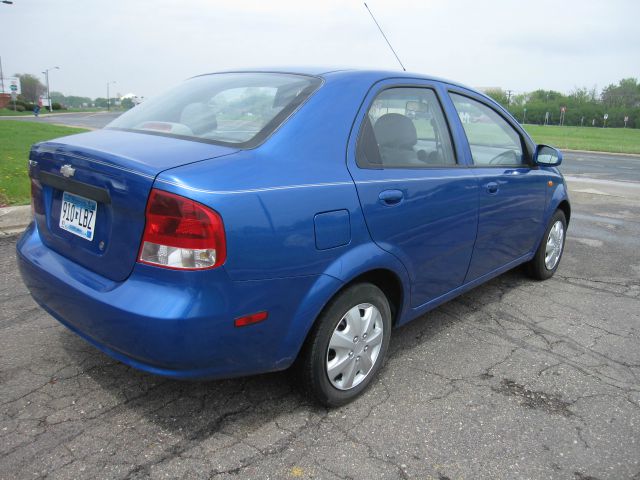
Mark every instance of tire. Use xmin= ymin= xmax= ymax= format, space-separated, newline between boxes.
xmin=296 ymin=283 xmax=392 ymax=407
xmin=526 ymin=209 xmax=567 ymax=280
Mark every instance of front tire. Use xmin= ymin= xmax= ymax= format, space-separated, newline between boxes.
xmin=526 ymin=209 xmax=567 ymax=280
xmin=297 ymin=283 xmax=392 ymax=407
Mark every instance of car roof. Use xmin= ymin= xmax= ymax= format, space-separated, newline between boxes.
xmin=199 ymin=67 xmax=473 ymax=91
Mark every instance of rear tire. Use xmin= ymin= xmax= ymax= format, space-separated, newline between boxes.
xmin=526 ymin=209 xmax=567 ymax=280
xmin=296 ymin=283 xmax=392 ymax=407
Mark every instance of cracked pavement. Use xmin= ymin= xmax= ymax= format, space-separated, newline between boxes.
xmin=2 ymin=165 xmax=640 ymax=479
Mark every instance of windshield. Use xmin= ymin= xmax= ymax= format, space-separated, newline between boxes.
xmin=106 ymin=72 xmax=321 ymax=147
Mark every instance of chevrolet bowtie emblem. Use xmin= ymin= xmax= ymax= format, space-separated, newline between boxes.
xmin=60 ymin=164 xmax=75 ymax=178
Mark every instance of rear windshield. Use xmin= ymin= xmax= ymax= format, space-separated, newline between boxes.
xmin=106 ymin=72 xmax=321 ymax=148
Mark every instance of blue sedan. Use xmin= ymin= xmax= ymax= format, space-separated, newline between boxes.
xmin=17 ymin=68 xmax=570 ymax=406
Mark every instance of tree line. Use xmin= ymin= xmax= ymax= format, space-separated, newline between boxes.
xmin=485 ymin=78 xmax=639 ymax=128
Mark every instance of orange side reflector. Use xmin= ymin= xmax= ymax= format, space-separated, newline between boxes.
xmin=548 ymin=180 xmax=554 ymax=187
xmin=234 ymin=311 xmax=268 ymax=328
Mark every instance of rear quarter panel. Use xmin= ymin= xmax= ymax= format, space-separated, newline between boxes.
xmin=155 ymin=73 xmax=384 ymax=281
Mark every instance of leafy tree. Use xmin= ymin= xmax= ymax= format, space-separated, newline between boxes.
xmin=484 ymin=88 xmax=509 ymax=106
xmin=15 ymin=73 xmax=46 ymax=103
xmin=601 ymin=78 xmax=640 ymax=109
xmin=121 ymin=97 xmax=135 ymax=109
xmin=50 ymin=92 xmax=93 ymax=109
xmin=527 ymin=89 xmax=564 ymax=103
xmin=94 ymin=98 xmax=109 ymax=108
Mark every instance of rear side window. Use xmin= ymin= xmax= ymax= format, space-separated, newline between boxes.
xmin=107 ymin=73 xmax=321 ymax=148
xmin=450 ymin=93 xmax=525 ymax=166
xmin=357 ymin=87 xmax=456 ymax=169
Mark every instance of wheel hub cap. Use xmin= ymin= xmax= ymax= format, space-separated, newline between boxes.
xmin=326 ymin=303 xmax=384 ymax=390
xmin=545 ymin=220 xmax=564 ymax=270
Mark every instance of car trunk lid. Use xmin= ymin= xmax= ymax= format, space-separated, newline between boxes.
xmin=29 ymin=129 xmax=239 ymax=281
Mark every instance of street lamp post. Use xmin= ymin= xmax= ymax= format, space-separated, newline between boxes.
xmin=42 ymin=66 xmax=59 ymax=112
xmin=107 ymin=81 xmax=116 ymax=111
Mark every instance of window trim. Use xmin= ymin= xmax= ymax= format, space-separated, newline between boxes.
xmin=355 ymin=84 xmax=461 ymax=170
xmin=446 ymin=89 xmax=534 ymax=168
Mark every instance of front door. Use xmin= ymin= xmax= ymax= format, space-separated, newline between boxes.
xmin=347 ymin=83 xmax=479 ymax=308
xmin=448 ymin=92 xmax=547 ymax=281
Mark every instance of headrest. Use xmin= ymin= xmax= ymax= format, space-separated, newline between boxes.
xmin=373 ymin=113 xmax=417 ymax=148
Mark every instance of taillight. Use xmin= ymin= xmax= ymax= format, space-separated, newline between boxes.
xmin=138 ymin=189 xmax=226 ymax=270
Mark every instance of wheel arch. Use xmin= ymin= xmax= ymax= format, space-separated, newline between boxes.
xmin=557 ymin=199 xmax=571 ymax=225
xmin=276 ymin=243 xmax=412 ymax=370
xmin=329 ymin=268 xmax=404 ymax=326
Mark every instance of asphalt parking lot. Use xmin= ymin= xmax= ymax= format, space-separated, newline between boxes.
xmin=2 ymin=150 xmax=640 ymax=478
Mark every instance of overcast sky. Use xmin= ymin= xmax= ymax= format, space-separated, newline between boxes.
xmin=1 ymin=0 xmax=638 ymax=99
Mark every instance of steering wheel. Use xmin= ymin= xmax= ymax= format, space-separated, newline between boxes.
xmin=489 ymin=149 xmax=518 ymax=165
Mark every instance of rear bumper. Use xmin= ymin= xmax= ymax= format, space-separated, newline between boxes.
xmin=17 ymin=222 xmax=336 ymax=379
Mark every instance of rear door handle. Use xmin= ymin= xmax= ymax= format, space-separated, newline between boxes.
xmin=485 ymin=182 xmax=499 ymax=194
xmin=378 ymin=189 xmax=404 ymax=206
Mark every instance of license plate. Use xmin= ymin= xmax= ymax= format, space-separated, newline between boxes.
xmin=59 ymin=191 xmax=97 ymax=241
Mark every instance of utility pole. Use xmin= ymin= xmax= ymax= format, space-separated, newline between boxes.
xmin=42 ymin=66 xmax=59 ymax=112
xmin=506 ymin=89 xmax=513 ymax=105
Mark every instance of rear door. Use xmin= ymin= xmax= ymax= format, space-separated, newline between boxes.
xmin=446 ymin=90 xmax=547 ymax=281
xmin=347 ymin=81 xmax=479 ymax=308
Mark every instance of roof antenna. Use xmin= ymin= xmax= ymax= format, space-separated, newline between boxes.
xmin=363 ymin=2 xmax=406 ymax=71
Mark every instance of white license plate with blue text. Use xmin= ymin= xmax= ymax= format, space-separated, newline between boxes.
xmin=59 ymin=191 xmax=97 ymax=241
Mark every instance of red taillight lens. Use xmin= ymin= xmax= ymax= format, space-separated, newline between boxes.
xmin=138 ymin=189 xmax=226 ymax=270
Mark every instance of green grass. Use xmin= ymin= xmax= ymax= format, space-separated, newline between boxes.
xmin=0 ymin=121 xmax=88 ymax=206
xmin=523 ymin=125 xmax=640 ymax=154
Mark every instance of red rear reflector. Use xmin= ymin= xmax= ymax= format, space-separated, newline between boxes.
xmin=234 ymin=311 xmax=268 ymax=328
xmin=138 ymin=189 xmax=226 ymax=270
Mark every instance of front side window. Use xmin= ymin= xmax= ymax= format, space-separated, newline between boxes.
xmin=107 ymin=73 xmax=321 ymax=147
xmin=357 ymin=87 xmax=456 ymax=168
xmin=450 ymin=93 xmax=525 ymax=166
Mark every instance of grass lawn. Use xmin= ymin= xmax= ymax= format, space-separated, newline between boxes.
xmin=0 ymin=121 xmax=88 ymax=206
xmin=523 ymin=125 xmax=640 ymax=154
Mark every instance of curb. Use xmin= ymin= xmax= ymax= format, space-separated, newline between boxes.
xmin=0 ymin=205 xmax=31 ymax=237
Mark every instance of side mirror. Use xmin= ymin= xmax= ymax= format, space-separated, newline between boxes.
xmin=534 ymin=144 xmax=563 ymax=167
